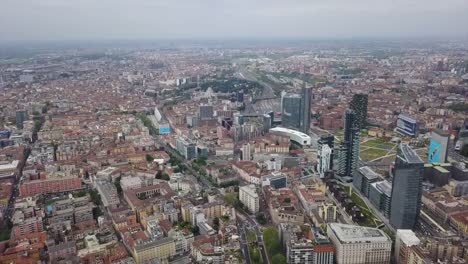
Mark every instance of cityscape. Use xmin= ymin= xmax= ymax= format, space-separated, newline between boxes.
xmin=1 ymin=1 xmax=468 ymax=264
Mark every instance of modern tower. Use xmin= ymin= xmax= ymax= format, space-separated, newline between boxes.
xmin=302 ymin=85 xmax=312 ymax=134
xmin=282 ymin=94 xmax=302 ymax=131
xmin=281 ymin=84 xmax=311 ymax=134
xmin=349 ymin=93 xmax=368 ymax=128
xmin=390 ymin=144 xmax=424 ymax=230
xmin=338 ymin=109 xmax=360 ymax=178
xmin=318 ymin=135 xmax=334 ymax=178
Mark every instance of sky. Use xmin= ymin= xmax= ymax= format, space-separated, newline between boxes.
xmin=1 ymin=0 xmax=468 ymax=41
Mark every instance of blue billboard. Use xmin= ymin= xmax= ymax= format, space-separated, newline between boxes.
xmin=428 ymin=139 xmax=442 ymax=163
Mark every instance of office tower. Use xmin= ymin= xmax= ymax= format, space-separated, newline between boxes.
xmin=427 ymin=129 xmax=450 ymax=163
xmin=395 ymin=230 xmax=420 ymax=264
xmin=176 ymin=137 xmax=197 ymax=160
xmin=318 ymin=135 xmax=334 ymax=178
xmin=327 ymin=223 xmax=392 ymax=264
xmin=263 ymin=114 xmax=273 ymax=132
xmin=236 ymin=90 xmax=244 ymax=103
xmin=15 ymin=110 xmax=28 ymax=129
xmin=282 ymin=94 xmax=302 ymax=130
xmin=390 ymin=144 xmax=424 ymax=230
xmin=337 ymin=110 xmax=360 ymax=177
xmin=281 ymin=85 xmax=311 ymax=134
xmin=241 ymin=143 xmax=252 ymax=161
xmin=302 ymin=85 xmax=312 ymax=134
xmin=349 ymin=93 xmax=368 ymax=128
xmin=396 ymin=114 xmax=418 ymax=137
xmin=199 ymin=105 xmax=214 ymax=121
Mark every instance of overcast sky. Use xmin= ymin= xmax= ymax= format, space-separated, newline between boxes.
xmin=1 ymin=0 xmax=468 ymax=41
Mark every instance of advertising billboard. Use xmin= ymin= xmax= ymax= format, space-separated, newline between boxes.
xmin=428 ymin=139 xmax=442 ymax=163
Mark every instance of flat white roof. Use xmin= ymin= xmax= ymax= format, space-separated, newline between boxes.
xmin=396 ymin=230 xmax=420 ymax=246
xmin=329 ymin=223 xmax=391 ymax=244
xmin=269 ymin=127 xmax=311 ymax=140
xmin=0 ymin=160 xmax=19 ymax=171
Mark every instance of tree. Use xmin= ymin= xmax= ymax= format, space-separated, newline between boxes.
xmin=264 ymin=227 xmax=281 ymax=258
xmin=250 ymin=246 xmax=261 ymax=264
xmin=213 ymin=217 xmax=220 ymax=231
xmin=192 ymin=226 xmax=200 ymax=236
xmin=271 ymin=254 xmax=287 ymax=264
xmin=256 ymin=213 xmax=267 ymax=225
xmin=88 ymin=189 xmax=102 ymax=205
xmin=461 ymin=144 xmax=468 ymax=158
xmin=114 ymin=176 xmax=123 ymax=195
xmin=146 ymin=154 xmax=153 ymax=162
xmin=161 ymin=173 xmax=170 ymax=181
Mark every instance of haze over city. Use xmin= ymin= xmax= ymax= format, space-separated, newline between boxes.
xmin=1 ymin=0 xmax=468 ymax=41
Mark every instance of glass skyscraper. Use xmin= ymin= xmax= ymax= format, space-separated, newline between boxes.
xmin=281 ymin=85 xmax=311 ymax=134
xmin=389 ymin=144 xmax=424 ymax=230
xmin=338 ymin=109 xmax=360 ymax=177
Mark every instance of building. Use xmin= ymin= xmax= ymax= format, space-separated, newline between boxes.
xmin=349 ymin=93 xmax=368 ymax=128
xmin=239 ymin=185 xmax=259 ymax=213
xmin=199 ymin=104 xmax=214 ymax=120
xmin=279 ymin=223 xmax=334 ymax=264
xmin=261 ymin=172 xmax=287 ymax=189
xmin=176 ymin=137 xmax=197 ymax=160
xmin=396 ymin=114 xmax=418 ymax=137
xmin=281 ymin=86 xmax=312 ymax=134
xmin=390 ymin=144 xmax=424 ymax=230
xmin=337 ymin=110 xmax=360 ymax=177
xmin=353 ymin=166 xmax=381 ymax=197
xmin=241 ymin=143 xmax=252 ymax=161
xmin=269 ymin=127 xmax=311 ymax=146
xmin=302 ymin=86 xmax=312 ymax=134
xmin=15 ymin=110 xmax=28 ymax=129
xmin=327 ymin=223 xmax=392 ymax=264
xmin=132 ymin=237 xmax=176 ymax=263
xmin=95 ymin=180 xmax=120 ymax=207
xmin=427 ymin=129 xmax=450 ymax=163
xmin=368 ymin=180 xmax=392 ymax=217
xmin=282 ymin=93 xmax=303 ymax=131
xmin=395 ymin=229 xmax=421 ymax=264
xmin=20 ymin=177 xmax=82 ymax=196
xmin=317 ymin=135 xmax=334 ymax=178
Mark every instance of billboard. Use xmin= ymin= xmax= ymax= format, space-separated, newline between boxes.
xmin=428 ymin=139 xmax=442 ymax=163
xmin=428 ymin=130 xmax=449 ymax=163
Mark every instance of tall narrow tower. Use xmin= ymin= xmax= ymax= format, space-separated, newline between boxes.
xmin=301 ymin=81 xmax=311 ymax=134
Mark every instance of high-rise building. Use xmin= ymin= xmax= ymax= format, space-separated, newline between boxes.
xmin=241 ymin=143 xmax=252 ymax=161
xmin=337 ymin=110 xmax=360 ymax=177
xmin=15 ymin=110 xmax=28 ymax=129
xmin=390 ymin=144 xmax=424 ymax=230
xmin=349 ymin=93 xmax=368 ymax=128
xmin=281 ymin=85 xmax=312 ymax=134
xmin=302 ymin=85 xmax=312 ymax=134
xmin=318 ymin=135 xmax=334 ymax=178
xmin=327 ymin=223 xmax=392 ymax=264
xmin=199 ymin=104 xmax=214 ymax=121
xmin=239 ymin=185 xmax=259 ymax=213
xmin=282 ymin=94 xmax=303 ymax=130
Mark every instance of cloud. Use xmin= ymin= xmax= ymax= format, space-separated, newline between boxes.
xmin=0 ymin=0 xmax=467 ymax=41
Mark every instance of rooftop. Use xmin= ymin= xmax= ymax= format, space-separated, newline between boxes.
xmin=399 ymin=144 xmax=423 ymax=164
xmin=328 ymin=223 xmax=391 ymax=244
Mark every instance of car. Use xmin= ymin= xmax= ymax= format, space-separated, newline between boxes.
xmin=454 ymin=140 xmax=462 ymax=151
